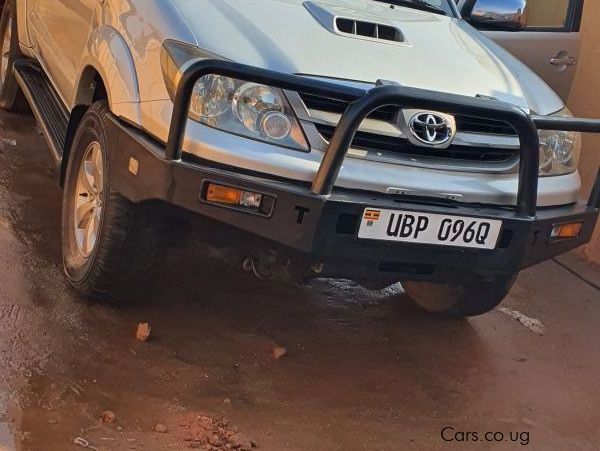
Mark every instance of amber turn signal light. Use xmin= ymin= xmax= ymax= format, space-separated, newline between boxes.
xmin=204 ymin=183 xmax=274 ymax=216
xmin=550 ymin=222 xmax=583 ymax=240
xmin=206 ymin=184 xmax=243 ymax=205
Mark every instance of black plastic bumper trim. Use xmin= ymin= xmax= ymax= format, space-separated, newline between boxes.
xmin=107 ymin=114 xmax=600 ymax=282
xmin=107 ymin=58 xmax=600 ymax=282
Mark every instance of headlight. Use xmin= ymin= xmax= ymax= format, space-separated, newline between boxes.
xmin=538 ymin=108 xmax=581 ymax=177
xmin=161 ymin=40 xmax=308 ymax=151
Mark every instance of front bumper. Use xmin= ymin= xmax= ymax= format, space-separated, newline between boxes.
xmin=106 ymin=59 xmax=600 ymax=284
xmin=107 ymin=115 xmax=600 ymax=284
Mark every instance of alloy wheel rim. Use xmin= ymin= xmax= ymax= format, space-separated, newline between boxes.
xmin=0 ymin=17 xmax=11 ymax=86
xmin=73 ymin=141 xmax=104 ymax=258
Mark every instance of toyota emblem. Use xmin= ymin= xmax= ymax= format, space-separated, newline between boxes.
xmin=409 ymin=112 xmax=454 ymax=146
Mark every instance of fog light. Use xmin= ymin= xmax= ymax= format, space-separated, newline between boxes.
xmin=550 ymin=222 xmax=583 ymax=240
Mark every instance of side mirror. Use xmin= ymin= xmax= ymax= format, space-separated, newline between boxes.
xmin=463 ymin=0 xmax=528 ymax=31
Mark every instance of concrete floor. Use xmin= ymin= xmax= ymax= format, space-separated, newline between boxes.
xmin=0 ymin=110 xmax=599 ymax=451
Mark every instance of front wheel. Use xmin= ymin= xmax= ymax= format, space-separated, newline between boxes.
xmin=62 ymin=102 xmax=166 ymax=300
xmin=402 ymin=274 xmax=517 ymax=318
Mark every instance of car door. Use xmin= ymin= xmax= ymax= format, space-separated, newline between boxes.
xmin=459 ymin=0 xmax=584 ymax=101
xmin=27 ymin=0 xmax=99 ymax=106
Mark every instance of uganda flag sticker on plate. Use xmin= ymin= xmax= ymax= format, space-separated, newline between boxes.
xmin=364 ymin=209 xmax=381 ymax=226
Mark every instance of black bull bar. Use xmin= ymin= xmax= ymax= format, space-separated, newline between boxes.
xmin=165 ymin=59 xmax=600 ymax=217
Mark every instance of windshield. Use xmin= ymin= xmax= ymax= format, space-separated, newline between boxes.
xmin=371 ymin=0 xmax=457 ymax=16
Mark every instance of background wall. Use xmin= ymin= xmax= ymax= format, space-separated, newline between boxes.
xmin=568 ymin=0 xmax=600 ymax=265
xmin=527 ymin=0 xmax=570 ymax=27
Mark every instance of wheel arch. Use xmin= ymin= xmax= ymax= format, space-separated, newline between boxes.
xmin=62 ymin=25 xmax=142 ymax=186
xmin=74 ymin=25 xmax=141 ymax=108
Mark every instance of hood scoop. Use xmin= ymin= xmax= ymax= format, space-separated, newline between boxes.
xmin=335 ymin=17 xmax=404 ymax=42
xmin=304 ymin=1 xmax=406 ymax=44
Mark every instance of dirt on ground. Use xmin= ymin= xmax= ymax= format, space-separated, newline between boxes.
xmin=0 ymin=110 xmax=599 ymax=451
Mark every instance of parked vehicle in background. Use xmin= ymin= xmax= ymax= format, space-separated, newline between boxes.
xmin=0 ymin=0 xmax=598 ymax=318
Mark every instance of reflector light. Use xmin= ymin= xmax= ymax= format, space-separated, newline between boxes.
xmin=240 ymin=191 xmax=263 ymax=208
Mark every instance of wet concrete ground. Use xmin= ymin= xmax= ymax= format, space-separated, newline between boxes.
xmin=0 ymin=109 xmax=599 ymax=450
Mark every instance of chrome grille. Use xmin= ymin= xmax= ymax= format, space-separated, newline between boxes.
xmin=315 ymin=124 xmax=516 ymax=162
xmin=300 ymin=93 xmax=397 ymax=121
xmin=455 ymin=116 xmax=517 ymax=136
xmin=292 ymin=92 xmax=520 ymax=172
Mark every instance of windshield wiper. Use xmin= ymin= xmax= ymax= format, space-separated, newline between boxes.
xmin=372 ymin=0 xmax=448 ymax=16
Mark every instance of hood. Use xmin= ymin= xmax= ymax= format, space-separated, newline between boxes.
xmin=173 ymin=0 xmax=563 ymax=115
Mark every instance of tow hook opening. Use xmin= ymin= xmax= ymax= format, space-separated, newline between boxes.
xmin=241 ymin=253 xmax=323 ymax=282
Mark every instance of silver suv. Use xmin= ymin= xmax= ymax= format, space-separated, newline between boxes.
xmin=0 ymin=0 xmax=598 ymax=317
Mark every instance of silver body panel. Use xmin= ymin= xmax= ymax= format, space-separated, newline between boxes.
xmin=15 ymin=0 xmax=581 ymax=206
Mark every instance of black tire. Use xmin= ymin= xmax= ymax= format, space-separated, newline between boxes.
xmin=0 ymin=1 xmax=27 ymax=112
xmin=62 ymin=101 xmax=166 ymax=301
xmin=402 ymin=274 xmax=517 ymax=318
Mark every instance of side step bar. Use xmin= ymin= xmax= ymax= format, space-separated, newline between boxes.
xmin=14 ymin=60 xmax=69 ymax=163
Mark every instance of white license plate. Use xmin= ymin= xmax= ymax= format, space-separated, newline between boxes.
xmin=358 ymin=208 xmax=503 ymax=249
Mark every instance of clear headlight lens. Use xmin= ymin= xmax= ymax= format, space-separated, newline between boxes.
xmin=161 ymin=41 xmax=308 ymax=151
xmin=190 ymin=75 xmax=235 ymax=120
xmin=538 ymin=108 xmax=581 ymax=177
xmin=232 ymin=83 xmax=291 ymax=139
